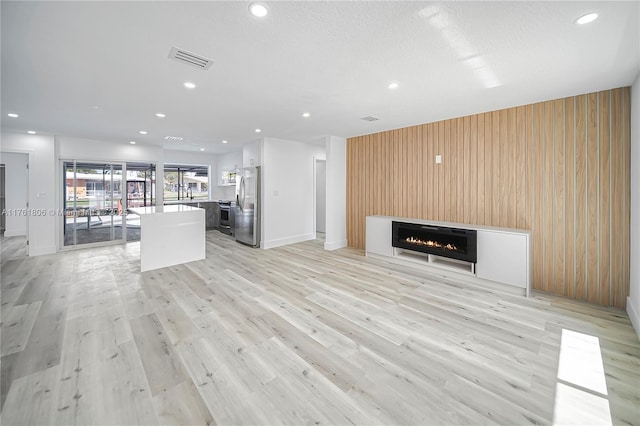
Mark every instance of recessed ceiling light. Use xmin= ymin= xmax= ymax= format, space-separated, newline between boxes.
xmin=222 ymin=140 xmax=228 ymax=144
xmin=255 ymin=128 xmax=262 ymax=133
xmin=139 ymin=130 xmax=148 ymax=135
xmin=27 ymin=131 xmax=36 ymax=135
xmin=184 ymin=81 xmax=196 ymax=89
xmin=7 ymin=113 xmax=18 ymax=118
xmin=302 ymin=112 xmax=310 ymax=118
xmin=155 ymin=113 xmax=166 ymax=118
xmin=200 ymin=148 xmax=205 ymax=151
xmin=387 ymin=82 xmax=399 ymax=89
xmin=249 ymin=3 xmax=268 ymax=18
xmin=130 ymin=141 xmax=136 ymax=145
xmin=575 ymin=12 xmax=598 ymax=25
xmin=91 ymin=105 xmax=100 ymax=110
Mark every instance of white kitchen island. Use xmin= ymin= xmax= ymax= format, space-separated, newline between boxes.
xmin=128 ymin=205 xmax=205 ymax=272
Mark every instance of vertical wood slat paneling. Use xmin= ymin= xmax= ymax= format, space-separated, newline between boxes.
xmin=492 ymin=111 xmax=501 ymax=227
xmin=477 ymin=114 xmax=485 ymax=226
xmin=565 ymin=98 xmax=576 ymax=300
xmin=534 ymin=103 xmax=544 ymax=296
xmin=543 ymin=101 xmax=554 ymax=293
xmin=453 ymin=118 xmax=465 ymax=223
xmin=484 ymin=113 xmax=493 ymax=227
xmin=599 ymin=91 xmax=611 ymax=306
xmin=611 ymin=89 xmax=624 ymax=308
xmin=507 ymin=108 xmax=517 ymax=228
xmin=500 ymin=110 xmax=508 ymax=227
xmin=515 ymin=106 xmax=526 ymax=230
xmin=575 ymin=95 xmax=588 ymax=301
xmin=470 ymin=115 xmax=478 ymax=225
xmin=553 ymin=99 xmax=565 ymax=296
xmin=423 ymin=124 xmax=431 ymax=219
xmin=623 ymin=87 xmax=631 ymax=306
xmin=586 ymin=93 xmax=599 ymax=304
xmin=345 ymin=87 xmax=631 ymax=309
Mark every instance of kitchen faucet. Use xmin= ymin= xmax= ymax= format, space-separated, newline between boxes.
xmin=186 ymin=186 xmax=193 ymax=200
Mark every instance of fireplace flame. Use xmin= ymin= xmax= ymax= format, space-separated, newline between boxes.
xmin=404 ymin=236 xmax=458 ymax=252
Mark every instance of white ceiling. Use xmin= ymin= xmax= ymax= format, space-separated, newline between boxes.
xmin=2 ymin=1 xmax=639 ymax=154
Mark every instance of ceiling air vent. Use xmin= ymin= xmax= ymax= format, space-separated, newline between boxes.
xmin=361 ymin=116 xmax=380 ymax=122
xmin=168 ymin=47 xmax=214 ymax=70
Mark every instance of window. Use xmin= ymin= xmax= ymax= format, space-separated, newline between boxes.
xmin=163 ymin=164 xmax=210 ymax=201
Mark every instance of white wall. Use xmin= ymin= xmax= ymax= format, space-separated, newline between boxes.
xmin=324 ymin=136 xmax=347 ymax=250
xmin=1 ymin=152 xmax=29 ymax=236
xmin=629 ymin=73 xmax=640 ymax=340
xmin=1 ymin=132 xmax=57 ymax=255
xmin=243 ymin=140 xmax=262 ymax=167
xmin=261 ymin=137 xmax=324 ymax=249
xmin=315 ymin=159 xmax=326 ymax=233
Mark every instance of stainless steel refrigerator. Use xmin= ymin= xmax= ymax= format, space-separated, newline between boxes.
xmin=235 ymin=166 xmax=260 ymax=247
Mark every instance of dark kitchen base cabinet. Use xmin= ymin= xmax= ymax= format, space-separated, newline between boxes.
xmin=165 ymin=201 xmax=217 ymax=229
xmin=165 ymin=201 xmax=238 ymax=236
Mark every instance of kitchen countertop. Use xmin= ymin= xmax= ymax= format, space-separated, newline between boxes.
xmin=129 ymin=204 xmax=203 ymax=215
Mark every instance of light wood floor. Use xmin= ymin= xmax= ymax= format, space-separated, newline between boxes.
xmin=1 ymin=232 xmax=639 ymax=425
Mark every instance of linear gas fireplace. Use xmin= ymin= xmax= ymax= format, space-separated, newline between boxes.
xmin=392 ymin=221 xmax=477 ymax=263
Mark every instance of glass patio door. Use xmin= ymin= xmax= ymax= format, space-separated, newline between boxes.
xmin=63 ymin=161 xmax=123 ymax=247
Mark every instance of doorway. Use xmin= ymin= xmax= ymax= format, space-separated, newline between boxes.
xmin=315 ymin=158 xmax=326 ymax=236
xmin=0 ymin=152 xmax=30 ymax=256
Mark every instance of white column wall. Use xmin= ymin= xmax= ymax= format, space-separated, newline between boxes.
xmin=261 ymin=137 xmax=324 ymax=249
xmin=628 ymin=72 xmax=640 ymax=340
xmin=324 ymin=136 xmax=347 ymax=250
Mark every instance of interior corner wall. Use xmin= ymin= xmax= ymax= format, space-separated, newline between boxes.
xmin=628 ymin=73 xmax=640 ymax=338
xmin=325 ymin=136 xmax=347 ymax=250
xmin=262 ymin=137 xmax=325 ymax=249
xmin=347 ymin=87 xmax=632 ymax=309
xmin=1 ymin=132 xmax=57 ymax=255
xmin=1 ymin=152 xmax=29 ymax=236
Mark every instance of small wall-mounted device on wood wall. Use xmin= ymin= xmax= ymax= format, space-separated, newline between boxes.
xmin=435 ymin=155 xmax=442 ymax=164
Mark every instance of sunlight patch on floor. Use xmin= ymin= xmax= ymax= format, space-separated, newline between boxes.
xmin=552 ymin=329 xmax=612 ymax=426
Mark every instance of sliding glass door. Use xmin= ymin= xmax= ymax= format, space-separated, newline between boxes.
xmin=123 ymin=162 xmax=156 ymax=242
xmin=63 ymin=161 xmax=123 ymax=247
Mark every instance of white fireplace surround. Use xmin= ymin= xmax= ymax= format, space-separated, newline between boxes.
xmin=366 ymin=216 xmax=531 ymax=296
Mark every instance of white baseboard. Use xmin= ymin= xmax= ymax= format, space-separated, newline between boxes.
xmin=262 ymin=233 xmax=315 ymax=249
xmin=28 ymin=245 xmax=56 ymax=256
xmin=627 ymin=296 xmax=640 ymax=341
xmin=324 ymin=239 xmax=347 ymax=250
xmin=3 ymin=229 xmax=27 ymax=237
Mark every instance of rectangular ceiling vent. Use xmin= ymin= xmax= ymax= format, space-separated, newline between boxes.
xmin=164 ymin=136 xmax=184 ymax=142
xmin=168 ymin=47 xmax=214 ymax=70
xmin=361 ymin=116 xmax=380 ymax=122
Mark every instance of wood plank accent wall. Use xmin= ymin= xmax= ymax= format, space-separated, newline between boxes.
xmin=346 ymin=87 xmax=631 ymax=308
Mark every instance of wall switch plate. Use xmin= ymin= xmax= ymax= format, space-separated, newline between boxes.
xmin=435 ymin=155 xmax=442 ymax=164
